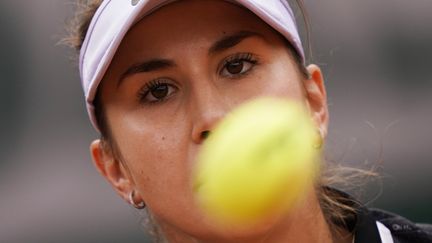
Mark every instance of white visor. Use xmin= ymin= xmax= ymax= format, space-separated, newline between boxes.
xmin=79 ymin=0 xmax=305 ymax=131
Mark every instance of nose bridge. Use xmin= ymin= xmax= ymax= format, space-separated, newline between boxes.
xmin=190 ymin=80 xmax=229 ymax=144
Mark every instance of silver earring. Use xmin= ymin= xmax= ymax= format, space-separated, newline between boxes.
xmin=129 ymin=190 xmax=145 ymax=209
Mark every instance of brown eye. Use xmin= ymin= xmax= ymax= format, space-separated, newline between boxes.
xmin=150 ymin=84 xmax=169 ymax=99
xmin=226 ymin=61 xmax=244 ymax=74
xmin=220 ymin=53 xmax=257 ymax=77
xmin=139 ymin=81 xmax=177 ymax=104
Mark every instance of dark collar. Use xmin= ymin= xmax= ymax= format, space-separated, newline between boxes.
xmin=352 ymin=204 xmax=382 ymax=243
xmin=323 ymin=187 xmax=383 ymax=243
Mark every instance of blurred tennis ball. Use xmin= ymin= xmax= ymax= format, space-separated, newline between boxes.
xmin=193 ymin=97 xmax=320 ymax=226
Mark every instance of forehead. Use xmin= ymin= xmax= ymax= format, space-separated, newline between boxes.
xmin=117 ymin=0 xmax=281 ymax=54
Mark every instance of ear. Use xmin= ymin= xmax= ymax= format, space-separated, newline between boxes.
xmin=90 ymin=139 xmax=140 ymax=204
xmin=303 ymin=64 xmax=329 ymax=138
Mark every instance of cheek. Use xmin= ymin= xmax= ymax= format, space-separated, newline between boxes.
xmin=109 ymin=111 xmax=194 ymax=194
xmin=252 ymin=60 xmax=305 ymax=101
xmin=111 ymin=118 xmax=204 ymax=228
xmin=119 ymin=122 xmax=187 ymax=171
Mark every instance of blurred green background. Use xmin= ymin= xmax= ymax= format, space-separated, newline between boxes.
xmin=1 ymin=0 xmax=431 ymax=242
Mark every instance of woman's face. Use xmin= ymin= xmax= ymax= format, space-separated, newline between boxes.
xmin=91 ymin=0 xmax=328 ymax=240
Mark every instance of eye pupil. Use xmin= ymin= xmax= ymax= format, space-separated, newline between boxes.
xmin=151 ymin=84 xmax=169 ymax=99
xmin=226 ymin=61 xmax=243 ymax=74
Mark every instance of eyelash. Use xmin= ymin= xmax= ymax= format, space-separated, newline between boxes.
xmin=136 ymin=53 xmax=259 ymax=105
xmin=220 ymin=52 xmax=259 ymax=77
xmin=137 ymin=79 xmax=176 ymax=105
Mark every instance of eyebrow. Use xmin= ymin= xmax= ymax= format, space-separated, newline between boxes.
xmin=118 ymin=59 xmax=175 ymax=87
xmin=208 ymin=30 xmax=263 ymax=55
xmin=118 ymin=31 xmax=262 ymax=87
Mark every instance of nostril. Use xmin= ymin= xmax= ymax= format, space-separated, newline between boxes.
xmin=201 ymin=130 xmax=210 ymax=140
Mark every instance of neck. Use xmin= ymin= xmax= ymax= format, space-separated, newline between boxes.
xmin=259 ymin=193 xmax=334 ymax=243
xmin=155 ymin=192 xmax=353 ymax=243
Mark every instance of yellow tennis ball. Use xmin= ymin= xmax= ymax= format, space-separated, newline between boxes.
xmin=193 ymin=97 xmax=320 ymax=226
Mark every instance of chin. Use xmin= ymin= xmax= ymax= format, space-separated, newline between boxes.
xmin=189 ymin=212 xmax=289 ymax=243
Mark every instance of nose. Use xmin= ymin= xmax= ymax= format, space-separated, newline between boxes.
xmin=190 ymin=86 xmax=229 ymax=144
xmin=200 ymin=130 xmax=210 ymax=140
